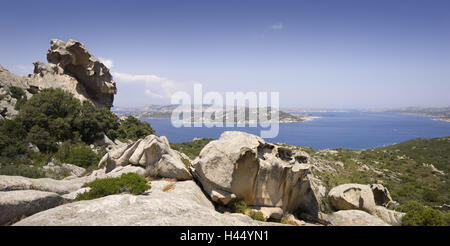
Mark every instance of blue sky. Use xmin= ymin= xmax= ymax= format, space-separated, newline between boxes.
xmin=0 ymin=0 xmax=449 ymax=108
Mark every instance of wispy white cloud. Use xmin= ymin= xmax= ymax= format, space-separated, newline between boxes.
xmin=99 ymin=57 xmax=114 ymax=69
xmin=113 ymin=72 xmax=191 ymax=99
xmin=15 ymin=64 xmax=33 ymax=74
xmin=269 ymin=22 xmax=284 ymax=30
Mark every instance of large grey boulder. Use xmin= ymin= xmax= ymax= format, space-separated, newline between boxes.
xmin=98 ymin=135 xmax=192 ymax=180
xmin=42 ymin=162 xmax=86 ymax=179
xmin=321 ymin=210 xmax=390 ymax=226
xmin=0 ymin=190 xmax=64 ymax=225
xmin=192 ymin=131 xmax=320 ymax=216
xmin=13 ymin=180 xmax=273 ymax=226
xmin=374 ymin=206 xmax=404 ymax=226
xmin=328 ymin=183 xmax=377 ymax=214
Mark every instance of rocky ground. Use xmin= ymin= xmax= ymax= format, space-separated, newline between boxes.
xmin=0 ymin=131 xmax=404 ymax=226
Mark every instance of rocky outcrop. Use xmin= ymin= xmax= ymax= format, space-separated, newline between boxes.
xmin=47 ymin=39 xmax=116 ymax=108
xmin=98 ymin=135 xmax=192 ymax=180
xmin=0 ymin=190 xmax=64 ymax=225
xmin=28 ymin=39 xmax=117 ymax=109
xmin=328 ymin=183 xmax=377 ymax=214
xmin=192 ymin=131 xmax=321 ymax=216
xmin=370 ymin=183 xmax=393 ymax=207
xmin=0 ymin=39 xmax=117 ymax=112
xmin=0 ymin=65 xmax=30 ymax=119
xmin=0 ymin=165 xmax=146 ymax=195
xmin=328 ymin=183 xmax=404 ymax=225
xmin=13 ymin=180 xmax=275 ymax=226
xmin=0 ymin=165 xmax=148 ymax=225
xmin=321 ymin=210 xmax=389 ymax=226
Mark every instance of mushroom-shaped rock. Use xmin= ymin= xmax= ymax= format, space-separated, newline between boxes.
xmin=27 ymin=39 xmax=117 ymax=109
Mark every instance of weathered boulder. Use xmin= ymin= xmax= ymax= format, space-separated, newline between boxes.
xmin=321 ymin=210 xmax=390 ymax=226
xmin=374 ymin=206 xmax=404 ymax=226
xmin=370 ymin=183 xmax=393 ymax=207
xmin=328 ymin=183 xmax=377 ymax=214
xmin=0 ymin=64 xmax=29 ymax=89
xmin=13 ymin=180 xmax=275 ymax=226
xmin=42 ymin=162 xmax=86 ymax=179
xmin=44 ymin=39 xmax=116 ymax=108
xmin=98 ymin=135 xmax=192 ymax=180
xmin=192 ymin=131 xmax=320 ymax=216
xmin=0 ymin=190 xmax=64 ymax=225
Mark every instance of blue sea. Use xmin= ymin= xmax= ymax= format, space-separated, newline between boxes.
xmin=141 ymin=111 xmax=450 ymax=150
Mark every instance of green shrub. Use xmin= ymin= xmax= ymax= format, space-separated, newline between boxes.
xmin=115 ymin=116 xmax=155 ymax=141
xmin=398 ymin=201 xmax=448 ymax=226
xmin=26 ymin=125 xmax=56 ymax=153
xmin=229 ymin=199 xmax=248 ymax=214
xmin=9 ymin=86 xmax=27 ymax=110
xmin=170 ymin=138 xmax=213 ymax=159
xmin=0 ymin=164 xmax=45 ymax=178
xmin=75 ymin=173 xmax=151 ymax=201
xmin=248 ymin=210 xmax=266 ymax=222
xmin=0 ymin=120 xmax=28 ymax=157
xmin=65 ymin=145 xmax=99 ymax=168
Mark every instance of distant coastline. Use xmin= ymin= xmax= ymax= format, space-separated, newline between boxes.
xmin=113 ymin=105 xmax=324 ymax=124
xmin=368 ymin=107 xmax=450 ymax=123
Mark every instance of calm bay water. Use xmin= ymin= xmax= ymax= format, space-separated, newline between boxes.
xmin=142 ymin=112 xmax=450 ymax=150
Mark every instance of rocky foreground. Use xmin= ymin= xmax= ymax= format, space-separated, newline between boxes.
xmin=1 ymin=131 xmax=403 ymax=226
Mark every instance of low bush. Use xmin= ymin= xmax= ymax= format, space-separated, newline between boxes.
xmin=75 ymin=173 xmax=151 ymax=201
xmin=397 ymin=201 xmax=448 ymax=226
xmin=64 ymin=145 xmax=100 ymax=168
xmin=229 ymin=199 xmax=248 ymax=214
xmin=170 ymin=138 xmax=213 ymax=159
xmin=9 ymin=86 xmax=27 ymax=110
xmin=248 ymin=210 xmax=266 ymax=222
xmin=115 ymin=116 xmax=155 ymax=141
xmin=0 ymin=164 xmax=45 ymax=178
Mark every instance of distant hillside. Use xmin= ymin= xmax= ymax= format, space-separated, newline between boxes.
xmin=309 ymin=136 xmax=450 ymax=207
xmin=372 ymin=107 xmax=450 ymax=122
xmin=113 ymin=105 xmax=319 ymax=123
